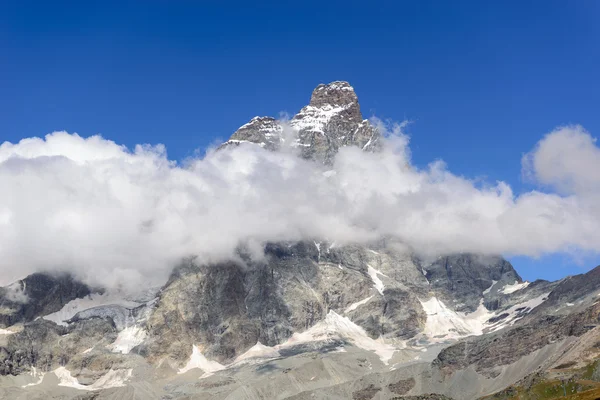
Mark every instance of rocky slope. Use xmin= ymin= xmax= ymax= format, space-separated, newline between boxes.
xmin=0 ymin=81 xmax=597 ymax=399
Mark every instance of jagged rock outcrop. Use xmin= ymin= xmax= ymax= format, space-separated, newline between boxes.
xmin=227 ymin=116 xmax=283 ymax=151
xmin=222 ymin=81 xmax=381 ymax=164
xmin=422 ymin=254 xmax=522 ymax=313
xmin=533 ymin=264 xmax=600 ymax=316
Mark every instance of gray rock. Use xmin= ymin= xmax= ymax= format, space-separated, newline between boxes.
xmin=224 ymin=116 xmax=283 ymax=151
xmin=0 ymin=273 xmax=92 ymax=328
xmin=434 ymin=300 xmax=600 ymax=377
xmin=420 ymin=254 xmax=521 ymax=313
xmin=0 ymin=317 xmax=117 ymax=375
xmin=143 ymin=241 xmax=430 ymax=365
xmin=221 ymin=81 xmax=381 ymax=164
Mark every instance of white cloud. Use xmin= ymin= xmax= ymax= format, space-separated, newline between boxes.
xmin=0 ymin=123 xmax=598 ymax=290
xmin=522 ymin=125 xmax=600 ymax=195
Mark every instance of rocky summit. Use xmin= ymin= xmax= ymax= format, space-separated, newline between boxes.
xmin=224 ymin=80 xmax=381 ymax=164
xmin=1 ymin=82 xmax=599 ymax=400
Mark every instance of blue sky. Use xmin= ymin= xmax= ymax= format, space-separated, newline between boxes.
xmin=1 ymin=1 xmax=599 ymax=281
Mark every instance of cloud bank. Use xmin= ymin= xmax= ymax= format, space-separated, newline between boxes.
xmin=0 ymin=123 xmax=598 ymax=289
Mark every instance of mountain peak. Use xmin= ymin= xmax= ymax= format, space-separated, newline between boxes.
xmin=294 ymin=81 xmax=363 ymax=131
xmin=225 ymin=80 xmax=379 ymax=163
xmin=309 ymin=81 xmax=358 ymax=109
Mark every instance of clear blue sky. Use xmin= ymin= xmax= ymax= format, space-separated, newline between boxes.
xmin=1 ymin=1 xmax=599 ymax=281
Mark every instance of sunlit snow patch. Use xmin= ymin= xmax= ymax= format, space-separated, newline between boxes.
xmin=278 ymin=310 xmax=397 ymax=364
xmin=362 ymin=127 xmax=378 ymax=150
xmin=488 ymin=292 xmax=549 ymax=332
xmin=314 ymin=241 xmax=321 ymax=260
xmin=290 ymin=103 xmax=352 ymax=134
xmin=233 ymin=342 xmax=280 ymax=364
xmin=178 ymin=345 xmax=225 ymax=375
xmin=107 ymin=325 xmax=147 ymax=354
xmin=419 ymin=297 xmax=493 ymax=342
xmin=483 ymin=280 xmax=498 ymax=295
xmin=54 ymin=367 xmax=132 ymax=391
xmin=501 ymin=281 xmax=530 ymax=294
xmin=367 ymin=265 xmax=386 ymax=295
xmin=420 ymin=290 xmax=551 ymax=342
xmin=345 ymin=295 xmax=374 ymax=313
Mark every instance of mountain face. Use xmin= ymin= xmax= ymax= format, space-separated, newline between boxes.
xmin=1 ymin=82 xmax=599 ymax=400
xmin=0 ymin=273 xmax=91 ymax=327
xmin=223 ymin=81 xmax=381 ymax=164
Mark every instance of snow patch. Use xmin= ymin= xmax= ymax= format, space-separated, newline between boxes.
xmin=322 ymin=82 xmax=355 ymax=92
xmin=234 ymin=342 xmax=280 ymax=364
xmin=227 ymin=139 xmax=251 ymax=144
xmin=291 ymin=104 xmax=351 ymax=134
xmin=278 ymin=310 xmax=396 ymax=364
xmin=178 ymin=345 xmax=225 ymax=375
xmin=345 ymin=296 xmax=373 ymax=313
xmin=488 ymin=292 xmax=549 ymax=331
xmin=234 ymin=117 xmax=283 ymax=137
xmin=501 ymin=281 xmax=530 ymax=294
xmin=483 ymin=280 xmax=498 ymax=295
xmin=107 ymin=325 xmax=147 ymax=354
xmin=224 ymin=139 xmax=261 ymax=147
xmin=418 ymin=287 xmax=547 ymax=341
xmin=43 ymin=293 xmax=142 ymax=326
xmin=421 ymin=268 xmax=430 ymax=284
xmin=419 ymin=297 xmax=494 ymax=341
xmin=362 ymin=132 xmax=376 ymax=150
xmin=237 ymin=116 xmax=261 ymax=130
xmin=54 ymin=367 xmax=132 ymax=391
xmin=367 ymin=265 xmax=386 ymax=295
